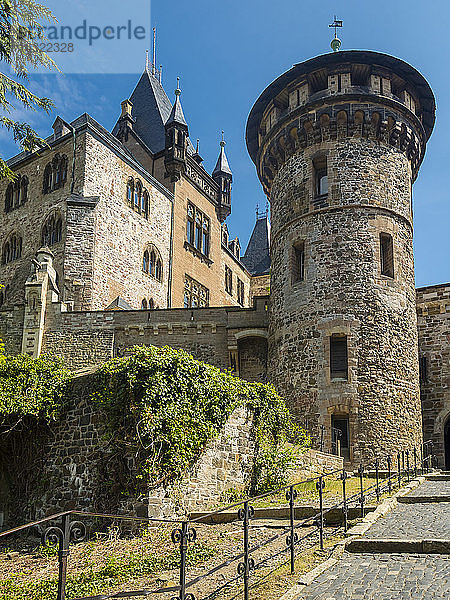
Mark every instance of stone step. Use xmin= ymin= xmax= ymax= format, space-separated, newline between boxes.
xmin=425 ymin=473 xmax=450 ymax=481
xmin=191 ymin=505 xmax=375 ymax=525
xmin=346 ymin=537 xmax=450 ymax=554
xmin=398 ymin=495 xmax=450 ymax=503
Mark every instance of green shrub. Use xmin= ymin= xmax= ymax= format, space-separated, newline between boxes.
xmin=92 ymin=346 xmax=309 ymax=487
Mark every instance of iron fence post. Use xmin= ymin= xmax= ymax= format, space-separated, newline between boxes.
xmin=402 ymin=450 xmax=405 ymax=478
xmin=316 ymin=476 xmax=325 ymax=550
xmin=358 ymin=464 xmax=365 ymax=519
xmin=286 ymin=485 xmax=298 ymax=574
xmin=238 ymin=501 xmax=254 ymax=600
xmin=406 ymin=450 xmax=410 ymax=482
xmin=320 ymin=425 xmax=325 ymax=453
xmin=57 ymin=514 xmax=70 ymax=600
xmin=171 ymin=521 xmax=196 ymax=600
xmin=397 ymin=452 xmax=401 ymax=488
xmin=341 ymin=469 xmax=348 ymax=532
xmin=375 ymin=458 xmax=380 ymax=502
xmin=387 ymin=455 xmax=392 ymax=494
xmin=414 ymin=447 xmax=417 ymax=478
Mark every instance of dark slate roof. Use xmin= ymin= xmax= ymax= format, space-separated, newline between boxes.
xmin=241 ymin=216 xmax=271 ymax=275
xmin=166 ymin=91 xmax=188 ymax=127
xmin=105 ymin=296 xmax=134 ymax=311
xmin=112 ymin=71 xmax=172 ymax=154
xmin=212 ymin=143 xmax=232 ymax=176
xmin=246 ymin=50 xmax=436 ymax=163
xmin=112 ymin=71 xmax=194 ymax=154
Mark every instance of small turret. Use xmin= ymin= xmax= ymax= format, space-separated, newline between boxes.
xmin=212 ymin=131 xmax=232 ymax=222
xmin=115 ymin=99 xmax=135 ymax=142
xmin=164 ymin=78 xmax=188 ymax=182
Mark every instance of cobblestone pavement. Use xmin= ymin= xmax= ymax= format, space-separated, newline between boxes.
xmin=296 ymin=553 xmax=450 ymax=599
xmin=364 ymin=502 xmax=450 ymax=539
xmin=407 ymin=480 xmax=450 ymax=497
xmin=293 ymin=477 xmax=450 ymax=599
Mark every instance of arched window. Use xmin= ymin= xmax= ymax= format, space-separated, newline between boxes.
xmin=149 ymin=250 xmax=156 ymax=276
xmin=155 ymin=259 xmax=162 ymax=282
xmin=5 ymin=183 xmax=13 ymax=212
xmin=13 ymin=180 xmax=20 ymax=207
xmin=141 ymin=298 xmax=148 ymax=310
xmin=43 ymin=164 xmax=53 ymax=193
xmin=42 ymin=214 xmax=63 ymax=246
xmin=142 ymin=249 xmax=149 ymax=273
xmin=127 ymin=178 xmax=134 ymax=203
xmin=141 ymin=190 xmax=149 ymax=218
xmin=149 ymin=298 xmax=155 ymax=309
xmin=134 ymin=180 xmax=142 ymax=208
xmin=43 ymin=154 xmax=68 ymax=194
xmin=19 ymin=176 xmax=28 ymax=205
xmin=143 ymin=245 xmax=163 ymax=281
xmin=3 ymin=233 xmax=22 ymax=264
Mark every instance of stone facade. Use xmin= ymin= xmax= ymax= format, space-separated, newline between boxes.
xmin=0 ymin=49 xmax=448 ymax=478
xmin=417 ymin=284 xmax=450 ymax=468
xmin=246 ymin=50 xmax=436 ymax=464
xmin=1 ymin=374 xmax=257 ymax=523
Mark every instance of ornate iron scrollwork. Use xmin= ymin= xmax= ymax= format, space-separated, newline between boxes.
xmin=42 ymin=519 xmax=87 ymax=547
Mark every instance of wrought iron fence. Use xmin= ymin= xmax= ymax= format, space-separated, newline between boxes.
xmin=0 ymin=444 xmax=437 ymax=600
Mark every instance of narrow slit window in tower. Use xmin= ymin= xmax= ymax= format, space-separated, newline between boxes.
xmin=292 ymin=241 xmax=305 ymax=284
xmin=330 ymin=335 xmax=348 ymax=380
xmin=380 ymin=232 xmax=394 ymax=278
xmin=313 ymin=155 xmax=328 ymax=197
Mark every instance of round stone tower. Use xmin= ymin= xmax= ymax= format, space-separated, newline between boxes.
xmin=246 ymin=51 xmax=435 ymax=464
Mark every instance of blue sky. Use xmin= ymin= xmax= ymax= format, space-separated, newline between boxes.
xmin=2 ymin=0 xmax=449 ymax=287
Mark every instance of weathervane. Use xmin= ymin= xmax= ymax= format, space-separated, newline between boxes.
xmin=329 ymin=16 xmax=343 ymax=52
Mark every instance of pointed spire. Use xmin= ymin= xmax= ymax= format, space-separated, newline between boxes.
xmin=145 ymin=49 xmax=150 ymax=73
xmin=192 ymin=138 xmax=203 ymax=164
xmin=166 ymin=77 xmax=188 ymax=128
xmin=213 ymin=131 xmax=232 ymax=176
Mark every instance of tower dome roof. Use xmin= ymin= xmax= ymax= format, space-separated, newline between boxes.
xmin=246 ymin=50 xmax=436 ymax=164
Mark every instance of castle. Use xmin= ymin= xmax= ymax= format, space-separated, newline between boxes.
xmin=0 ymin=48 xmax=448 ymax=468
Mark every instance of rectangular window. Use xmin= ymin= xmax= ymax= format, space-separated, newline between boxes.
xmin=419 ymin=355 xmax=428 ymax=383
xmin=330 ymin=335 xmax=348 ymax=380
xmin=225 ymin=265 xmax=233 ymax=295
xmin=186 ymin=201 xmax=210 ymax=257
xmin=237 ymin=279 xmax=244 ymax=305
xmin=184 ymin=274 xmax=209 ymax=308
xmin=380 ymin=232 xmax=394 ymax=278
xmin=292 ymin=241 xmax=305 ymax=284
xmin=313 ymin=155 xmax=328 ymax=197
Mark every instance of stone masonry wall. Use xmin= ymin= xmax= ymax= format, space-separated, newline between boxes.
xmin=268 ymin=136 xmax=422 ymax=465
xmin=0 ymin=135 xmax=82 ymax=309
xmin=41 ymin=296 xmax=269 ymax=374
xmin=0 ymin=305 xmax=24 ymax=355
xmin=20 ymin=377 xmax=256 ymax=521
xmin=81 ymin=133 xmax=172 ymax=311
xmin=416 ymin=284 xmax=450 ymax=468
xmin=150 ymin=406 xmax=256 ymax=516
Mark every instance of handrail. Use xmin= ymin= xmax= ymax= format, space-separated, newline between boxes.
xmin=0 ymin=445 xmax=437 ymax=600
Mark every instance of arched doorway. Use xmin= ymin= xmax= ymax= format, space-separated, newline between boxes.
xmin=445 ymin=418 xmax=450 ymax=470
